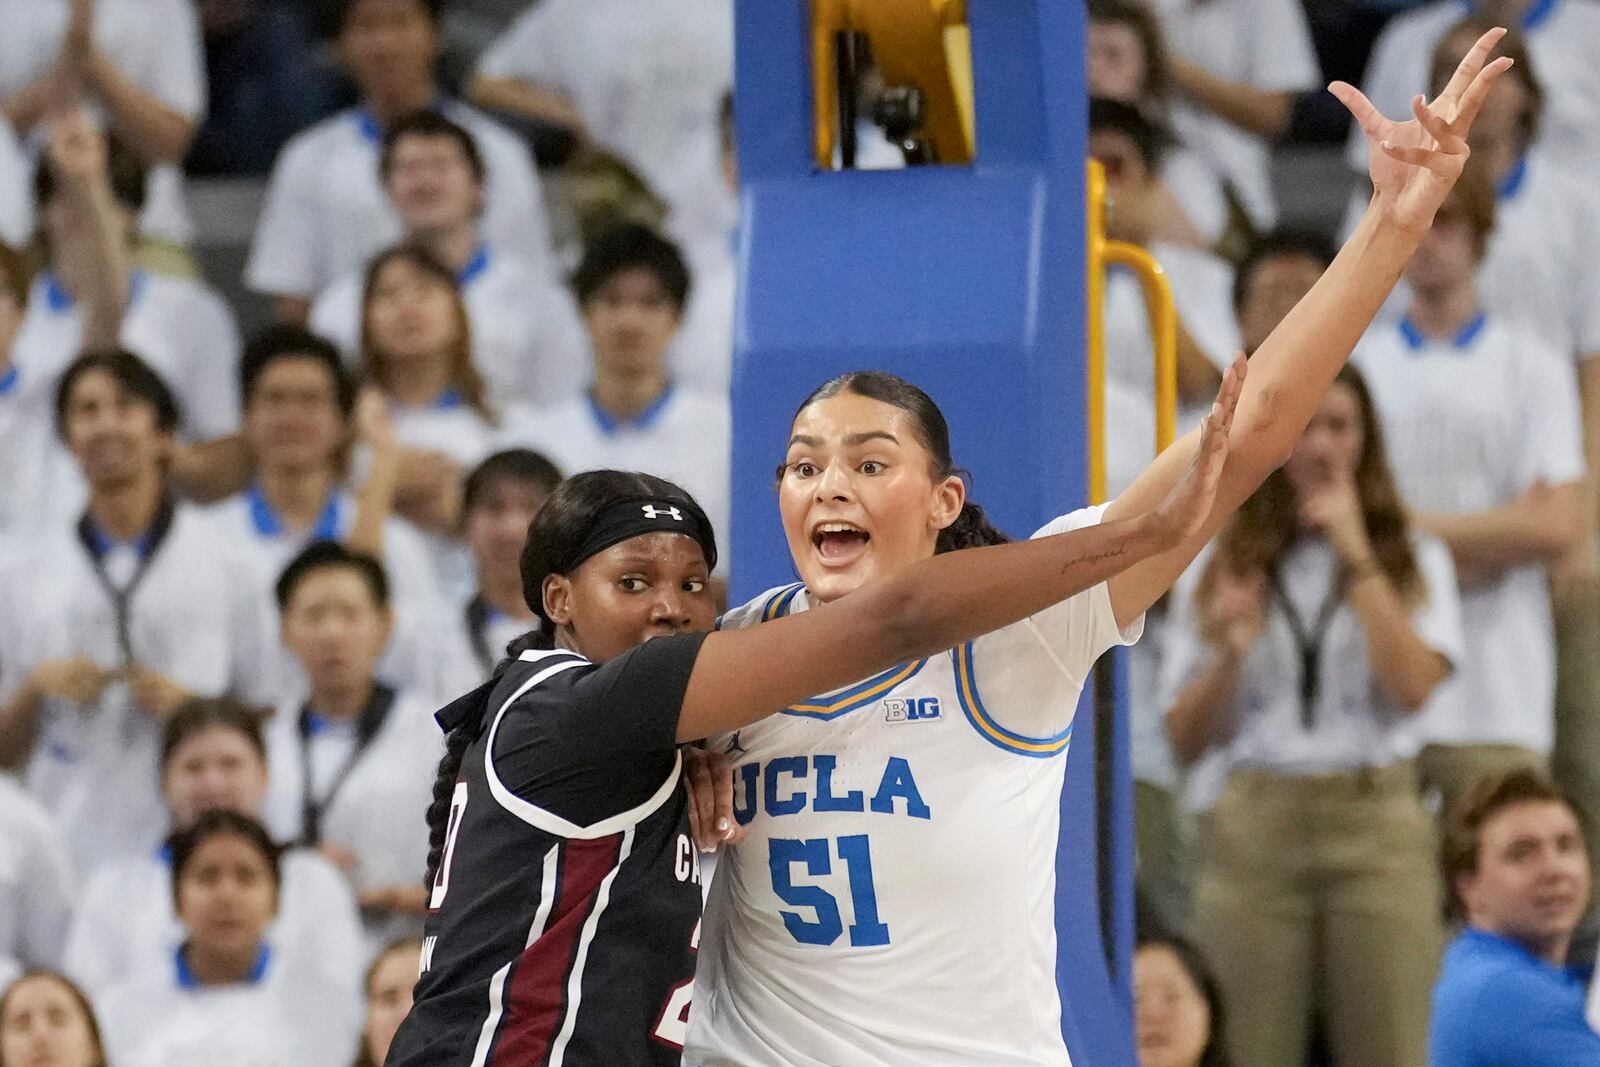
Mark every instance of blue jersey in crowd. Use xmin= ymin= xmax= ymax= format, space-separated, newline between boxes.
xmin=1430 ymin=927 xmax=1600 ymax=1066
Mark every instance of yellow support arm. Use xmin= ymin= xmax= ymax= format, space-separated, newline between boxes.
xmin=1085 ymin=159 xmax=1177 ymax=505
xmin=812 ymin=0 xmax=976 ymax=167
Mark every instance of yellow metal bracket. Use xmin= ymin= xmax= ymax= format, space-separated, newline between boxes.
xmin=1085 ymin=159 xmax=1177 ymax=505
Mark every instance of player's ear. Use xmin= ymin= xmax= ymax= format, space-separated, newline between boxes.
xmin=542 ymin=573 xmax=575 ymax=628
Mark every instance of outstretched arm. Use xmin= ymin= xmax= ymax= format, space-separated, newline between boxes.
xmin=1104 ymin=28 xmax=1514 ymax=631
xmin=675 ymin=369 xmax=1243 ymax=742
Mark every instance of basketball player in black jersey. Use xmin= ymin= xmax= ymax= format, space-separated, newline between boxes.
xmin=386 ymin=373 xmax=1236 ymax=1066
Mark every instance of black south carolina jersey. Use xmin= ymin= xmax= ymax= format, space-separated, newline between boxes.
xmin=386 ymin=634 xmax=708 ymax=1067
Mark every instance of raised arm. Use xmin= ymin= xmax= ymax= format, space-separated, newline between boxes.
xmin=675 ymin=369 xmax=1241 ymax=742
xmin=1104 ymin=28 xmax=1514 ymax=631
xmin=44 ymin=110 xmax=129 ymax=349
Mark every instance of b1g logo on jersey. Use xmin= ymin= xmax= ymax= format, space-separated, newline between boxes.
xmin=884 ymin=697 xmax=942 ymax=723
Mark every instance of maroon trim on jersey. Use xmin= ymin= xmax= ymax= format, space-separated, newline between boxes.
xmin=490 ymin=833 xmax=625 ymax=1065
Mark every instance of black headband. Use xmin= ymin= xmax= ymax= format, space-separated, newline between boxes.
xmin=570 ymin=496 xmax=718 ymax=573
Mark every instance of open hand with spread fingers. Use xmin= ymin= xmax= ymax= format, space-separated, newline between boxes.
xmin=1331 ymin=26 xmax=1512 ymax=235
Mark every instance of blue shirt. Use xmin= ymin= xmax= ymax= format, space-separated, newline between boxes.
xmin=1431 ymin=927 xmax=1600 ymax=1066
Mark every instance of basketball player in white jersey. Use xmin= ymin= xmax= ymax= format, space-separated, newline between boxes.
xmin=685 ymin=31 xmax=1512 ymax=1066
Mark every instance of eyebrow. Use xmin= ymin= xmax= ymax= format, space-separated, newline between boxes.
xmin=786 ymin=431 xmax=901 ymax=449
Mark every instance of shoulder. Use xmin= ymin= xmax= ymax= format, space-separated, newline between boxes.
xmin=142 ymin=273 xmax=229 ymax=314
xmin=718 ymin=583 xmax=806 ymax=632
xmin=1030 ymin=502 xmax=1113 ymax=540
xmin=445 ymin=104 xmax=534 ymax=162
xmin=271 ymin=115 xmax=354 ymax=174
xmin=1371 ymin=0 xmax=1458 ymax=51
xmin=281 ymin=846 xmax=355 ymax=896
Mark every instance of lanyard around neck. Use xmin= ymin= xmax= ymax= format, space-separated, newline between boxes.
xmin=1269 ymin=565 xmax=1343 ymax=731
xmin=75 ymin=498 xmax=178 ymax=668
xmin=296 ymin=684 xmax=396 ymax=845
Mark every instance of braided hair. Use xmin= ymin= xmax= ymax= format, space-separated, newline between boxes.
xmin=790 ymin=371 xmax=1011 ymax=553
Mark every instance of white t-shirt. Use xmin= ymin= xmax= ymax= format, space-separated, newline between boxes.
xmin=0 ymin=505 xmax=242 ymax=874
xmin=97 ymin=947 xmax=362 ymax=1067
xmin=1105 ymin=241 xmax=1240 ymax=398
xmin=309 ymin=245 xmax=590 ymax=408
xmin=1346 ymin=0 xmax=1600 ymax=181
xmin=497 ymin=386 xmax=731 ymax=564
xmin=1341 ymin=152 xmax=1600 ymax=362
xmin=1354 ymin=314 xmax=1585 ymax=751
xmin=247 ymin=102 xmax=552 ymax=300
xmin=1160 ymin=533 xmax=1465 ymax=776
xmin=475 ymin=0 xmax=734 ymax=243
xmin=0 ymin=117 xmax=31 ymax=247
xmin=0 ymin=0 xmax=206 ymax=244
xmin=434 ymin=597 xmax=537 ymax=699
xmin=672 ymin=232 xmax=737 ymax=396
xmin=260 ymin=688 xmax=442 ymax=959
xmin=385 ymin=395 xmax=497 ymax=604
xmin=11 ymin=271 xmax=241 ymax=440
xmin=1162 ymin=146 xmax=1231 ymax=247
xmin=1149 ymin=0 xmax=1319 ymax=229
xmin=0 ymin=359 xmax=81 ymax=540
xmin=194 ymin=487 xmax=450 ymax=707
xmin=64 ymin=845 xmax=365 ymax=998
xmin=0 ymin=774 xmax=74 ymax=974
xmin=686 ymin=505 xmax=1143 ymax=1066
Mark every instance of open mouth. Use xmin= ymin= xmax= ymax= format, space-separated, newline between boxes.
xmin=811 ymin=521 xmax=870 ymax=564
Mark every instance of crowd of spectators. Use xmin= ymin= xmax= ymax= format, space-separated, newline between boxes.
xmin=0 ymin=0 xmax=1598 ymax=1064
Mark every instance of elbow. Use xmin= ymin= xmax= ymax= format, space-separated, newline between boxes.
xmin=1255 ymin=95 xmax=1295 ymax=140
xmin=1163 ymin=708 xmax=1207 ymax=767
xmin=1392 ymin=658 xmax=1448 ymax=714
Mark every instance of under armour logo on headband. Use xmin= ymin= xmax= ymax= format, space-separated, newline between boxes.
xmin=641 ymin=504 xmax=684 ymax=521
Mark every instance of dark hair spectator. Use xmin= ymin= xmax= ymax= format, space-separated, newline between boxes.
xmin=275 ymin=541 xmax=391 ymax=613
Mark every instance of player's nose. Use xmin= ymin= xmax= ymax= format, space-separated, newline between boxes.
xmin=813 ymin=459 xmax=854 ymax=502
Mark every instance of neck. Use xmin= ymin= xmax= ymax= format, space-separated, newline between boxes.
xmin=591 ymin=367 xmax=668 ymax=422
xmin=479 ymin=568 xmax=535 ymax=621
xmin=1408 ymin=281 xmax=1479 ymax=338
xmin=259 ymin=466 xmax=336 ymax=531
xmin=311 ymin=677 xmax=376 ymax=722
xmin=385 ymin=356 xmax=454 ymax=408
xmin=1481 ymin=922 xmax=1571 ymax=968
xmin=364 ymin=83 xmax=436 ymax=126
xmin=419 ymin=223 xmax=480 ymax=274
xmin=183 ymin=942 xmax=261 ymax=987
xmin=88 ymin=473 xmax=164 ymax=541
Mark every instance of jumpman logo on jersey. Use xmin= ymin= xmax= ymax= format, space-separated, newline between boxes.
xmin=724 ymin=732 xmax=746 ymax=757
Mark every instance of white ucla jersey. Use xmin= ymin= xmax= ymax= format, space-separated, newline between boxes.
xmin=686 ymin=505 xmax=1142 ymax=1067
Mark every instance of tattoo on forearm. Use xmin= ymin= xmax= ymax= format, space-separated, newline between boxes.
xmin=1060 ymin=546 xmax=1129 ymax=575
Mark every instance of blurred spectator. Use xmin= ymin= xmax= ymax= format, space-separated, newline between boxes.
xmin=259 ymin=544 xmax=442 ymax=958
xmin=63 ymin=698 xmax=364 ymax=1000
xmin=17 ymin=123 xmax=240 ymax=447
xmin=1086 ymin=0 xmax=1230 ymax=249
xmin=1350 ymin=0 xmax=1600 ymax=183
xmin=0 ymin=0 xmax=206 ymax=249
xmin=667 ymin=90 xmax=738 ymax=397
xmin=197 ymin=325 xmax=448 ymax=707
xmin=497 ymin=224 xmax=731 ymax=566
xmin=1132 ymin=229 xmax=1336 ymax=931
xmin=2 ymin=115 xmax=129 ymax=537
xmin=1353 ymin=170 xmax=1583 ymax=815
xmin=1090 ymin=100 xmax=1240 ymax=408
xmin=358 ymin=243 xmax=497 ymax=469
xmin=351 ymin=936 xmax=422 ymax=1067
xmin=0 ymin=352 xmax=243 ymax=875
xmin=1418 ymin=23 xmax=1600 ymax=885
xmin=0 ymin=119 xmax=31 ymax=247
xmin=1231 ymin=230 xmax=1336 ymax=358
xmin=1134 ymin=933 xmax=1232 ymax=1067
xmin=0 ymin=776 xmax=74 ymax=982
xmin=187 ymin=0 xmax=349 ymax=175
xmin=1146 ymin=0 xmax=1319 ymax=232
xmin=468 ymin=0 xmax=734 ymax=246
xmin=0 ymin=971 xmax=106 ymax=1067
xmin=438 ymin=449 xmax=559 ymax=694
xmin=1432 ymin=769 xmax=1599 ymax=1065
xmin=247 ymin=0 xmax=552 ymax=324
xmin=1163 ymin=366 xmax=1461 ymax=1067
xmin=96 ymin=810 xmax=362 ymax=1067
xmin=311 ymin=112 xmax=588 ymax=407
